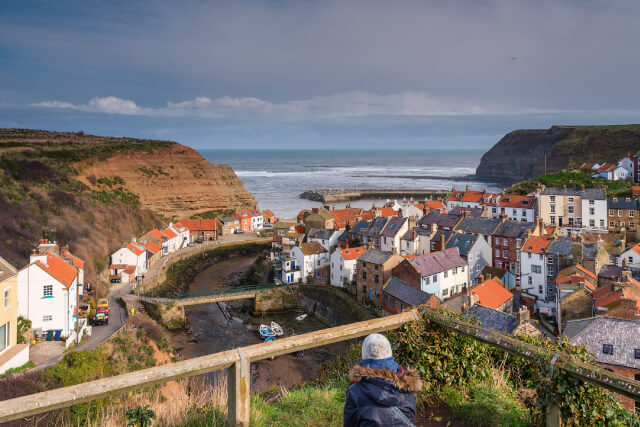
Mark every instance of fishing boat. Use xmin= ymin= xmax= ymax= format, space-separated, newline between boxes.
xmin=270 ymin=322 xmax=283 ymax=336
xmin=259 ymin=324 xmax=276 ymax=338
xmin=295 ymin=314 xmax=307 ymax=321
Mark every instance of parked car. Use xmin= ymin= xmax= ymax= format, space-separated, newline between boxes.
xmin=235 ymin=229 xmax=244 ymax=234
xmin=93 ymin=311 xmax=108 ymax=326
xmin=187 ymin=242 xmax=195 ymax=247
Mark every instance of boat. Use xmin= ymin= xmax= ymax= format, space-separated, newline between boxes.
xmin=259 ymin=324 xmax=276 ymax=338
xmin=295 ymin=314 xmax=307 ymax=321
xmin=265 ymin=336 xmax=276 ymax=343
xmin=270 ymin=322 xmax=283 ymax=336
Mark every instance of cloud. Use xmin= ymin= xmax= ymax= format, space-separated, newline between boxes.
xmin=33 ymin=91 xmax=562 ymax=120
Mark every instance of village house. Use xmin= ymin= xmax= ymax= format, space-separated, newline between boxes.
xmin=446 ymin=186 xmax=485 ymax=210
xmin=360 ymin=217 xmax=389 ymax=248
xmin=280 ymin=257 xmax=302 ymax=284
xmin=592 ymin=273 xmax=640 ymax=320
xmin=219 ymin=216 xmax=241 ymax=236
xmin=445 ymin=232 xmax=491 ymax=283
xmin=488 ymin=195 xmax=537 ymax=222
xmin=491 ymin=220 xmax=538 ymax=276
xmin=455 ymin=215 xmax=501 ymax=244
xmin=593 ymin=163 xmax=628 ymax=181
xmin=290 ymin=241 xmax=329 ymax=283
xmin=618 ymin=243 xmax=640 ymax=269
xmin=303 ymin=208 xmax=334 ymax=232
xmin=555 ymin=264 xmax=598 ymax=331
xmin=0 ymin=257 xmax=29 ymax=375
xmin=17 ymin=249 xmax=79 ymax=337
xmin=538 ymin=187 xmax=607 ymax=234
xmin=330 ymin=207 xmax=363 ymax=230
xmin=607 ymin=197 xmax=639 ymax=233
xmin=381 ymin=277 xmax=439 ymax=315
xmin=234 ymin=209 xmax=264 ymax=232
xmin=519 ymin=235 xmax=552 ymax=311
xmin=563 ymin=317 xmax=640 ymax=413
xmin=403 ymin=200 xmax=446 ymax=219
xmin=464 ymin=304 xmax=542 ymax=337
xmin=142 ymin=229 xmax=169 ymax=256
xmin=356 ymin=250 xmax=403 ymax=306
xmin=577 ymin=240 xmax=609 ymax=277
xmin=111 ymin=240 xmax=147 ymax=277
xmin=467 ymin=275 xmax=514 ymax=313
xmin=392 ymin=248 xmax=468 ymax=300
xmin=307 ymin=228 xmax=341 ymax=253
xmin=481 ymin=266 xmax=516 ymax=289
xmin=262 ymin=209 xmax=275 ymax=225
xmin=330 ymin=246 xmax=366 ymax=288
xmin=271 ymin=221 xmax=298 ymax=258
xmin=169 ymin=222 xmax=191 ymax=249
xmin=145 ymin=241 xmax=162 ymax=268
xmin=179 ymin=219 xmax=219 ymax=241
xmin=418 ymin=212 xmax=461 ymax=232
xmin=379 ymin=216 xmax=409 ymax=254
xmin=399 ymin=227 xmax=432 ymax=256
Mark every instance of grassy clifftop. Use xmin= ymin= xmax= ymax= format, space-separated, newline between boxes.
xmin=506 ymin=170 xmax=634 ymax=196
xmin=476 ymin=124 xmax=640 ymax=182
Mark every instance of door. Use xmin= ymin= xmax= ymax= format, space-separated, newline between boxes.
xmin=369 ymin=288 xmax=373 ymax=301
xmin=558 ymin=216 xmax=563 ymax=227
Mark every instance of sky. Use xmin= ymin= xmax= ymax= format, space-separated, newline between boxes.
xmin=1 ymin=0 xmax=639 ymax=150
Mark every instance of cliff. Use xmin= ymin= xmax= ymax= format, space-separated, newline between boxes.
xmin=0 ymin=128 xmax=255 ymax=283
xmin=475 ymin=125 xmax=640 ymax=182
xmin=77 ymin=144 xmax=256 ymax=218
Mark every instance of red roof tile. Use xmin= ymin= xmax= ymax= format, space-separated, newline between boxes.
xmin=340 ymin=247 xmax=366 ymax=261
xmin=470 ymin=279 xmax=513 ymax=310
xmin=163 ymin=228 xmax=177 ymax=239
xmin=146 ymin=241 xmax=161 ymax=254
xmin=36 ymin=252 xmax=77 ymax=288
xmin=522 ymin=236 xmax=551 ymax=253
xmin=61 ymin=250 xmax=85 ymax=269
xmin=127 ymin=242 xmax=146 ymax=256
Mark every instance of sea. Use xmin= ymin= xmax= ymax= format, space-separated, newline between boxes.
xmin=200 ymin=149 xmax=502 ymax=218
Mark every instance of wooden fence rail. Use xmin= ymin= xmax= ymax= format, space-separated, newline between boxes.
xmin=0 ymin=308 xmax=639 ymax=426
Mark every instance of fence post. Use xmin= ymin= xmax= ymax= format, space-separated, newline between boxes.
xmin=546 ymin=405 xmax=561 ymax=427
xmin=228 ymin=352 xmax=251 ymax=426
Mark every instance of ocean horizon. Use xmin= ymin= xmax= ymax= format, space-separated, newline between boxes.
xmin=200 ymin=149 xmax=502 ymax=218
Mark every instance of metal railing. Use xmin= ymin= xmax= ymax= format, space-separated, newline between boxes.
xmin=0 ymin=308 xmax=639 ymax=426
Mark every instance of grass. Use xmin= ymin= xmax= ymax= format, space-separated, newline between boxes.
xmin=0 ymin=360 xmax=36 ymax=377
xmin=189 ymin=208 xmax=234 ymax=220
xmin=507 ymin=170 xmax=634 ymax=196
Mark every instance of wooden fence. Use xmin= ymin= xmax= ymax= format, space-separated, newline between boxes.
xmin=0 ymin=308 xmax=639 ymax=426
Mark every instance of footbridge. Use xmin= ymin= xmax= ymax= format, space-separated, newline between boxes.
xmin=138 ymin=283 xmax=289 ymax=306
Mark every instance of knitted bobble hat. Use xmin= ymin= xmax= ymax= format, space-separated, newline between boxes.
xmin=361 ymin=333 xmax=392 ymax=360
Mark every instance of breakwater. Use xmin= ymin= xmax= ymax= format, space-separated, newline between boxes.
xmin=299 ymin=188 xmax=451 ymax=203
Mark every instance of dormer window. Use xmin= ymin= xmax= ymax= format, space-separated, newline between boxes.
xmin=603 ymin=344 xmax=614 ymax=355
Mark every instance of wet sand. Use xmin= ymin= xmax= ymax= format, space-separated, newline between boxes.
xmin=180 ymin=255 xmax=347 ymax=392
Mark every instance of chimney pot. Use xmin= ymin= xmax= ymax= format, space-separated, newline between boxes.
xmin=465 ymin=185 xmax=470 ymax=192
xmin=485 ymin=273 xmax=491 ymax=280
xmin=477 ymin=274 xmax=484 ymax=284
xmin=517 ymin=306 xmax=530 ymax=325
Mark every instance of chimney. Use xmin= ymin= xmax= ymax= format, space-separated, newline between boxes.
xmin=324 ymin=205 xmax=330 ymax=211
xmin=465 ymin=292 xmax=479 ymax=310
xmin=440 ymin=233 xmax=445 ymax=249
xmin=485 ymin=273 xmax=492 ymax=280
xmin=431 ymin=223 xmax=438 ymax=233
xmin=413 ymin=228 xmax=417 ymax=241
xmin=477 ymin=274 xmax=484 ymax=284
xmin=516 ymin=306 xmax=530 ymax=325
xmin=465 ymin=185 xmax=470 ymax=192
xmin=462 ymin=209 xmax=469 ymax=218
xmin=312 ymin=208 xmax=319 ymax=214
xmin=563 ymin=184 xmax=567 ymax=190
xmin=499 ymin=213 xmax=507 ymax=223
xmin=536 ymin=217 xmax=544 ymax=235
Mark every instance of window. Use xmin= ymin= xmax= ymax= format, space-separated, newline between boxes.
xmin=362 ymin=272 xmax=367 ymax=279
xmin=590 ymin=219 xmax=595 ymax=227
xmin=495 ymin=249 xmax=500 ymax=258
xmin=631 ymin=211 xmax=635 ymax=218
xmin=589 ymin=199 xmax=594 ymax=205
xmin=528 ymin=277 xmax=532 ymax=285
xmin=492 ymin=208 xmax=497 ymax=214
xmin=632 ymin=222 xmax=636 ymax=229
xmin=619 ymin=210 xmax=623 ymax=217
xmin=374 ymin=275 xmax=379 ymax=283
xmin=589 ymin=207 xmax=595 ymax=215
xmin=600 ymin=219 xmax=605 ymax=228
xmin=629 ymin=257 xmax=634 ymax=264
xmin=527 ymin=252 xmax=531 ymax=259
xmin=453 ymin=267 xmax=458 ymax=274
xmin=610 ymin=221 xmax=615 ymax=228
xmin=609 ymin=210 xmax=615 ymax=217
xmin=3 ymin=288 xmax=9 ymax=310
xmin=390 ymin=298 xmax=396 ymax=307
xmin=340 ymin=265 xmax=342 ymax=271
xmin=547 ymin=265 xmax=554 ymax=276
xmin=532 ymin=265 xmax=542 ymax=274
xmin=516 ymin=239 xmax=522 ymax=248
xmin=503 ymin=250 xmax=508 ymax=258
xmin=539 ymin=254 xmax=543 ymax=260
xmin=43 ymin=315 xmax=52 ymax=322
xmin=538 ymin=285 xmax=543 ymax=294
xmin=512 ymin=209 xmax=517 ymax=216
xmin=362 ymin=285 xmax=366 ymax=292
xmin=425 ymin=277 xmax=430 ymax=285
xmin=495 ymin=237 xmax=500 ymax=245
xmin=550 ymin=196 xmax=556 ymax=202
xmin=444 ymin=270 xmax=448 ymax=278
xmin=550 ymin=205 xmax=556 ymax=214
xmin=568 ymin=197 xmax=574 ymax=203
xmin=503 ymin=238 xmax=508 ymax=246
xmin=577 ymin=217 xmax=582 ymax=225
xmin=374 ymin=265 xmax=379 ymax=271
xmin=568 ymin=206 xmax=574 ymax=214
xmin=635 ymin=349 xmax=640 ymax=359
xmin=43 ymin=285 xmax=53 ymax=298
xmin=461 ymin=266 xmax=465 ymax=272
xmin=602 ymin=344 xmax=614 ymax=355
xmin=550 ymin=216 xmax=555 ymax=225
xmin=383 ymin=294 xmax=388 ymax=302
xmin=568 ymin=217 xmax=574 ymax=225
xmin=621 ymin=222 xmax=626 ymax=228
xmin=0 ymin=322 xmax=7 ymax=352
xmin=442 ymin=288 xmax=449 ymax=298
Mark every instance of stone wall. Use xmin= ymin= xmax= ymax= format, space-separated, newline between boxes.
xmin=298 ymin=285 xmax=371 ymax=326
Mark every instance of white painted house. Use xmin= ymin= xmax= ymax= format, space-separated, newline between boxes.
xmin=170 ymin=222 xmax=192 ymax=249
xmin=290 ymin=241 xmax=329 ymax=283
xmin=403 ymin=248 xmax=468 ymax=300
xmin=281 ymin=258 xmax=302 ymax=284
xmin=17 ymin=251 xmax=79 ymax=336
xmin=307 ymin=228 xmax=341 ymax=252
xmin=330 ymin=247 xmax=366 ymax=287
xmin=618 ymin=244 xmax=640 ymax=269
xmin=111 ymin=241 xmax=147 ymax=276
xmin=519 ymin=236 xmax=552 ymax=313
xmin=581 ymin=193 xmax=608 ymax=233
xmin=445 ymin=233 xmax=492 ymax=283
xmin=399 ymin=227 xmax=432 ymax=256
xmin=619 ymin=153 xmax=634 ymax=181
xmin=379 ymin=217 xmax=409 ymax=254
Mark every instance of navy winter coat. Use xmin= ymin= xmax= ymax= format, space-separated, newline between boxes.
xmin=343 ymin=365 xmax=422 ymax=426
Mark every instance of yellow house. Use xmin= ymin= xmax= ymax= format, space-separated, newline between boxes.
xmin=0 ymin=256 xmax=29 ymax=374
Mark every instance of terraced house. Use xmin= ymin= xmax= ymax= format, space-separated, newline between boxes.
xmin=607 ymin=197 xmax=640 ymax=233
xmin=538 ymin=187 xmax=607 ymax=234
xmin=356 ymin=249 xmax=403 ymax=305
xmin=0 ymin=257 xmax=28 ymax=375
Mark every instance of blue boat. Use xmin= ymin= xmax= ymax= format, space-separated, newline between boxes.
xmin=259 ymin=324 xmax=276 ymax=338
xmin=265 ymin=336 xmax=276 ymax=343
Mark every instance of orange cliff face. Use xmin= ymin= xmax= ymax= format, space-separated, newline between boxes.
xmin=76 ymin=144 xmax=257 ymax=218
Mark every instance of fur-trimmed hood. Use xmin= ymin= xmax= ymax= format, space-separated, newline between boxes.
xmin=349 ymin=365 xmax=422 ymax=393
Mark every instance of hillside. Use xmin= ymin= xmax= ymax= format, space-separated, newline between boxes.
xmin=476 ymin=124 xmax=640 ymax=182
xmin=0 ymin=128 xmax=256 ymax=283
xmin=506 ymin=170 xmax=634 ymax=196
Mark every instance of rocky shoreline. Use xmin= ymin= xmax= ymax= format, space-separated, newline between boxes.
xmin=299 ymin=188 xmax=451 ymax=203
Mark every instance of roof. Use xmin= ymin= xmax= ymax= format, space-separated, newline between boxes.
xmin=384 ymin=277 xmax=431 ymax=306
xmin=418 ymin=212 xmax=461 ymax=230
xmin=378 ymin=207 xmax=398 ymax=217
xmin=380 ymin=217 xmax=407 ymax=238
xmin=234 ymin=209 xmax=262 ymax=218
xmin=307 ymin=228 xmax=337 ymax=240
xmin=304 ymin=208 xmax=334 ymax=222
xmin=0 ymin=256 xmax=17 ymax=283
xmin=262 ymin=209 xmax=275 ymax=217
xmin=481 ymin=266 xmax=509 ymax=280
xmin=493 ymin=221 xmax=535 ymax=239
xmin=178 ymin=219 xmax=219 ymax=231
xmin=521 ymin=236 xmax=551 ymax=254
xmin=358 ymin=249 xmax=394 ymax=265
xmin=363 ymin=217 xmax=388 ymax=236
xmin=557 ymin=264 xmax=597 ymax=281
xmin=447 ymin=207 xmax=484 ymax=217
xmin=219 ymin=216 xmax=240 ymax=224
xmin=498 ymin=195 xmax=536 ymax=209
xmin=445 ymin=233 xmax=477 ymax=257
xmin=146 ymin=241 xmax=161 ymax=254
xmin=456 ymin=216 xmax=500 ymax=235
xmin=464 ymin=305 xmax=517 ymax=335
xmin=148 ymin=229 xmax=167 ymax=241
xmin=400 ymin=227 xmax=432 ymax=241
xmin=350 ymin=221 xmax=370 ymax=234
xmin=340 ymin=247 xmax=367 ymax=261
xmin=123 ymin=265 xmax=137 ymax=274
xmin=540 ymin=187 xmax=606 ymax=200
xmin=564 ymin=317 xmax=640 ymax=369
xmin=547 ymin=237 xmax=574 ymax=256
xmin=127 ymin=242 xmax=146 ymax=256
xmin=599 ymin=264 xmax=623 ymax=279
xmin=35 ymin=251 xmax=78 ymax=288
xmin=163 ymin=228 xmax=177 ymax=239
xmin=582 ymin=243 xmax=599 ymax=261
xmin=407 ymin=248 xmax=467 ymax=277
xmin=61 ymin=250 xmax=85 ymax=269
xmin=607 ymin=197 xmax=639 ymax=210
xmin=298 ymin=241 xmax=327 ymax=255
xmin=425 ymin=201 xmax=446 ymax=210
xmin=596 ymin=163 xmax=617 ymax=173
xmin=109 ymin=264 xmax=128 ymax=270
xmin=470 ymin=279 xmax=513 ymax=309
